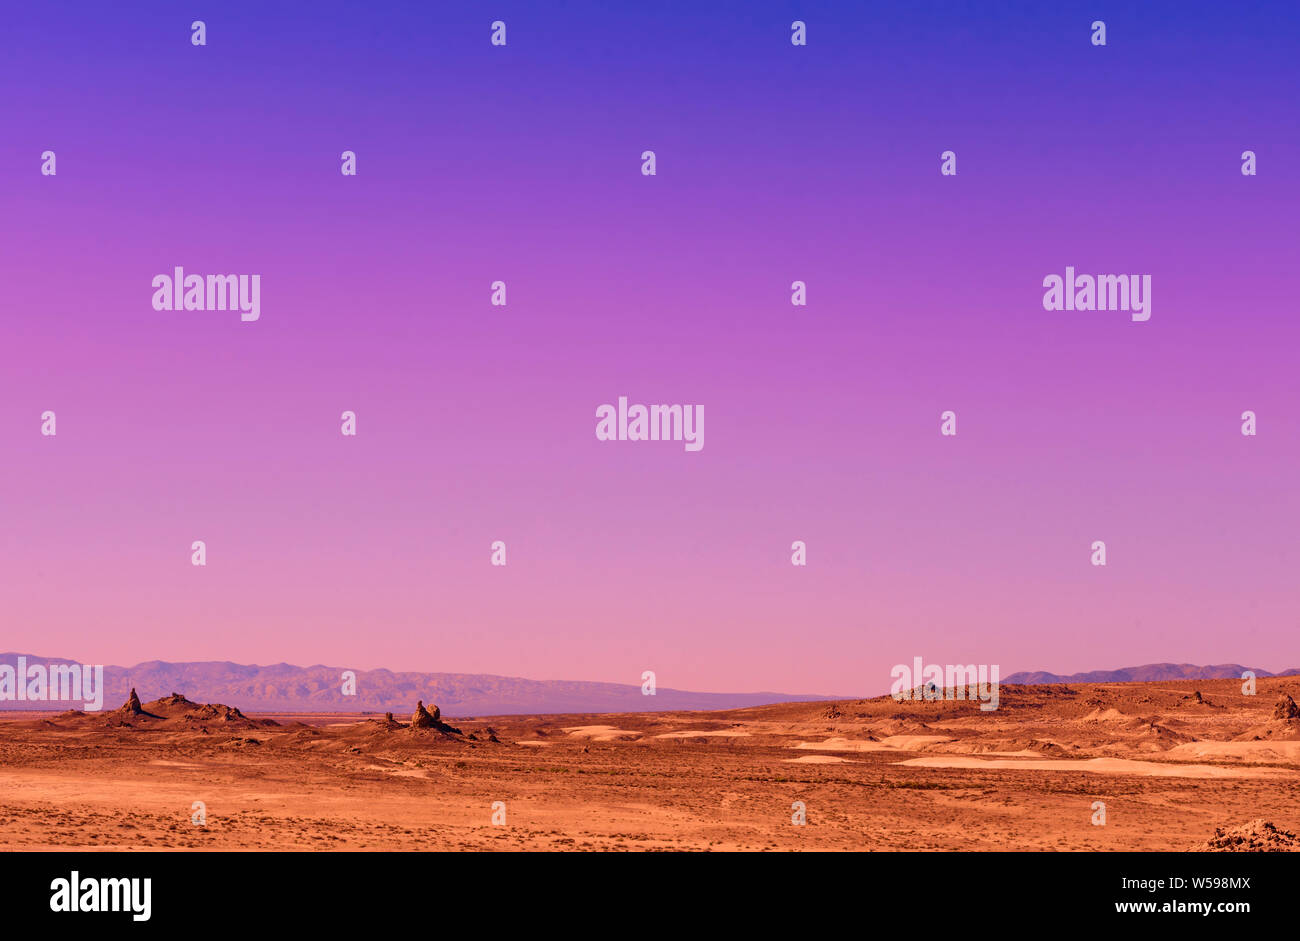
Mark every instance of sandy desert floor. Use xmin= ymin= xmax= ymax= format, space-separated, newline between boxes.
xmin=2 ymin=678 xmax=1298 ymax=851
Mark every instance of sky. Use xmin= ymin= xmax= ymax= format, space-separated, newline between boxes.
xmin=1 ymin=1 xmax=1297 ymax=696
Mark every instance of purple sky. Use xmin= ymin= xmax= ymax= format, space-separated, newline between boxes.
xmin=1 ymin=1 xmax=1297 ymax=695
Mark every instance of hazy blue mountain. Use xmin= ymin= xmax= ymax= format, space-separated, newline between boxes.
xmin=0 ymin=653 xmax=833 ymax=716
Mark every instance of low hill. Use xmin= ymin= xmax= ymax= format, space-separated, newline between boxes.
xmin=1003 ymin=663 xmax=1300 ymax=685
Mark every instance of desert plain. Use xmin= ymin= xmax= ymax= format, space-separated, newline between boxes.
xmin=1 ymin=677 xmax=1298 ymax=851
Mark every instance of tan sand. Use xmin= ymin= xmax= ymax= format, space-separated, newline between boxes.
xmin=2 ymin=678 xmax=1299 ymax=851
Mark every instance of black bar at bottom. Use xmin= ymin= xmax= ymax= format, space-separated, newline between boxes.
xmin=0 ymin=850 xmax=1281 ymax=927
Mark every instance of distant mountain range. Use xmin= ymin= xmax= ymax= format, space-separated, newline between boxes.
xmin=5 ymin=655 xmax=1296 ymax=716
xmin=0 ymin=654 xmax=832 ymax=716
xmin=1003 ymin=662 xmax=1300 ymax=685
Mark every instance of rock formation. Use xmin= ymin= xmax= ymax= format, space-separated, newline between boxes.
xmin=407 ymin=700 xmax=462 ymax=735
xmin=1273 ymin=694 xmax=1300 ymax=720
xmin=411 ymin=701 xmax=438 ymax=728
xmin=1199 ymin=819 xmax=1300 ymax=852
xmin=374 ymin=712 xmax=403 ymax=731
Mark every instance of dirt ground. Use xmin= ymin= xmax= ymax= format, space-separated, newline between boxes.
xmin=2 ymin=678 xmax=1298 ymax=851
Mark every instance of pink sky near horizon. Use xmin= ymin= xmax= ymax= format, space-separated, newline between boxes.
xmin=4 ymin=216 xmax=1296 ymax=694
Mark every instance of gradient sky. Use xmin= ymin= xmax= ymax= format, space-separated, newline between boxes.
xmin=1 ymin=1 xmax=1298 ymax=696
